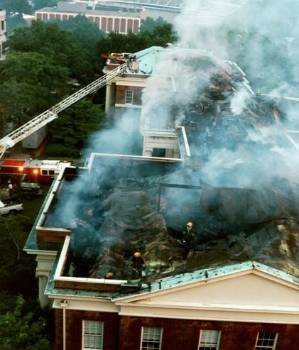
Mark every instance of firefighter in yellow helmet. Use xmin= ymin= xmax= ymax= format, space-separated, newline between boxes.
xmin=178 ymin=221 xmax=196 ymax=258
xmin=132 ymin=251 xmax=145 ymax=279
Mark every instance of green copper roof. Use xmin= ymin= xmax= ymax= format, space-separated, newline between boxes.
xmin=45 ymin=259 xmax=299 ymax=300
xmin=136 ymin=46 xmax=163 ymax=75
xmin=138 ymin=261 xmax=299 ymax=294
xmin=24 ymin=178 xmax=61 ymax=252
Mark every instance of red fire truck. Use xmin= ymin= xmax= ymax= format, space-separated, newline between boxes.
xmin=0 ymin=159 xmax=71 ymax=184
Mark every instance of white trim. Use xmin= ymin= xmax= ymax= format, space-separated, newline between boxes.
xmin=115 ymin=80 xmax=147 ymax=87
xmin=115 ymin=103 xmax=142 ymax=109
xmin=24 ymin=249 xmax=57 ymax=256
xmin=118 ymin=301 xmax=299 ymax=314
xmin=54 ymin=235 xmax=70 ymax=280
xmin=118 ymin=305 xmax=299 ymax=324
xmin=87 ymin=153 xmax=182 ymax=171
xmin=176 ymin=126 xmax=191 ymax=157
xmin=113 ymin=269 xmax=299 ymax=303
xmin=54 ymin=236 xmax=127 ymax=285
xmin=52 ymin=298 xmax=119 ymax=313
xmin=36 ymin=166 xmax=65 ymax=227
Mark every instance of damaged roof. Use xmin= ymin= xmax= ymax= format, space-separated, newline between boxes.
xmin=25 ymin=47 xmax=299 ymax=297
xmin=45 ymin=258 xmax=299 ymax=299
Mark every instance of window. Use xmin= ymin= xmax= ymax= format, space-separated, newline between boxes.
xmin=255 ymin=332 xmax=278 ymax=350
xmin=82 ymin=320 xmax=104 ymax=350
xmin=140 ymin=327 xmax=163 ymax=350
xmin=152 ymin=148 xmax=166 ymax=157
xmin=49 ymin=170 xmax=55 ymax=176
xmin=41 ymin=170 xmax=47 ymax=176
xmin=198 ymin=330 xmax=221 ymax=350
xmin=125 ymin=90 xmax=134 ymax=104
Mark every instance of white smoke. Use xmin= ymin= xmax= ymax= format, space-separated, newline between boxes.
xmin=140 ymin=0 xmax=299 ymax=189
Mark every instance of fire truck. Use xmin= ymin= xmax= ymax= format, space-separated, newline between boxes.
xmin=0 ymin=159 xmax=71 ymax=184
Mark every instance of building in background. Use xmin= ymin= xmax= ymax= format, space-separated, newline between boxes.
xmin=35 ymin=0 xmax=180 ymax=33
xmin=36 ymin=1 xmax=141 ymax=34
xmin=0 ymin=8 xmax=6 ymax=59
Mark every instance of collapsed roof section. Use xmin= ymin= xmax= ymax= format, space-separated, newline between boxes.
xmin=25 ymin=152 xmax=299 ymax=296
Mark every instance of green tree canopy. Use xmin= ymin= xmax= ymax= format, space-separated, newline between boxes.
xmin=0 ymin=52 xmax=69 ymax=134
xmin=140 ymin=16 xmax=168 ymax=33
xmin=56 ymin=15 xmax=104 ymax=51
xmin=0 ymin=296 xmax=50 ymax=350
xmin=9 ymin=20 xmax=95 ymax=83
xmin=0 ymin=0 xmax=32 ymax=14
xmin=33 ymin=0 xmax=57 ymax=10
xmin=54 ymin=15 xmax=104 ymax=74
xmin=46 ymin=99 xmax=106 ymax=158
xmin=96 ymin=21 xmax=176 ymax=66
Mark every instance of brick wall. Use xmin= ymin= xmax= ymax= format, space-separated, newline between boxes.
xmin=115 ymin=86 xmax=143 ymax=105
xmin=119 ymin=316 xmax=299 ymax=350
xmin=54 ymin=309 xmax=119 ymax=350
xmin=53 ymin=310 xmax=299 ymax=350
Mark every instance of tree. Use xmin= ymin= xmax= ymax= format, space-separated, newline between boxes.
xmin=97 ymin=32 xmax=147 ymax=59
xmin=56 ymin=15 xmax=104 ymax=51
xmin=0 ymin=52 xmax=69 ymax=134
xmin=0 ymin=215 xmax=36 ymax=296
xmin=0 ymin=296 xmax=50 ymax=350
xmin=96 ymin=22 xmax=176 ymax=66
xmin=55 ymin=15 xmax=104 ymax=74
xmin=6 ymin=14 xmax=27 ymax=34
xmin=140 ymin=16 xmax=169 ymax=34
xmin=9 ymin=21 xmax=95 ymax=83
xmin=33 ymin=0 xmax=57 ymax=10
xmin=0 ymin=0 xmax=32 ymax=14
xmin=46 ymin=99 xmax=106 ymax=158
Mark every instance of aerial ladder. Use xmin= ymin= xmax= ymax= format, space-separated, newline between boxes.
xmin=0 ymin=63 xmax=128 ymax=158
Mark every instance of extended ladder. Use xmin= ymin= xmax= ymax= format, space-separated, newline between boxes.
xmin=0 ymin=63 xmax=127 ymax=158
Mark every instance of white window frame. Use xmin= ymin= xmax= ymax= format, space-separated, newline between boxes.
xmin=82 ymin=320 xmax=104 ymax=350
xmin=255 ymin=332 xmax=278 ymax=350
xmin=140 ymin=326 xmax=163 ymax=350
xmin=125 ymin=89 xmax=134 ymax=104
xmin=198 ymin=330 xmax=221 ymax=350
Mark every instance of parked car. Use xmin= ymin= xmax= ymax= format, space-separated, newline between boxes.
xmin=0 ymin=200 xmax=23 ymax=215
xmin=20 ymin=182 xmax=43 ymax=197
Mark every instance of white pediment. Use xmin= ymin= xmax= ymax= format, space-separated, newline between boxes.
xmin=123 ymin=271 xmax=299 ymax=310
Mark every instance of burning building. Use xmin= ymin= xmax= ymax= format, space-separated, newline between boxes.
xmin=24 ymin=33 xmax=299 ymax=350
xmin=24 ymin=130 xmax=299 ymax=350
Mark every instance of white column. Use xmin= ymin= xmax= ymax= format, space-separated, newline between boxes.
xmin=38 ymin=275 xmax=49 ymax=309
xmin=105 ymin=83 xmax=113 ymax=114
xmin=36 ymin=253 xmax=57 ymax=308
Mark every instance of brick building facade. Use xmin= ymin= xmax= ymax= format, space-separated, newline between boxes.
xmin=46 ymin=261 xmax=299 ymax=350
xmin=53 ymin=310 xmax=299 ymax=350
xmin=35 ymin=2 xmax=141 ymax=34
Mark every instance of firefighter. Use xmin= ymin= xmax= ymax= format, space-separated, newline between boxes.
xmin=8 ymin=179 xmax=13 ymax=198
xmin=132 ymin=251 xmax=145 ymax=279
xmin=105 ymin=271 xmax=114 ymax=279
xmin=178 ymin=222 xmax=196 ymax=258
